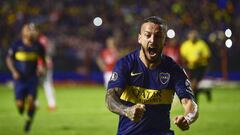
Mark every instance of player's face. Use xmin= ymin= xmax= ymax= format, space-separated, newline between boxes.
xmin=187 ymin=30 xmax=198 ymax=42
xmin=138 ymin=22 xmax=165 ymax=63
xmin=22 ymin=24 xmax=39 ymax=42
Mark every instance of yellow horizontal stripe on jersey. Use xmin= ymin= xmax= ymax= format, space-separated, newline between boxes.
xmin=15 ymin=51 xmax=38 ymax=61
xmin=120 ymin=86 xmax=174 ymax=105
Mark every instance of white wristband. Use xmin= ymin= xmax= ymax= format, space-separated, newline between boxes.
xmin=184 ymin=100 xmax=198 ymax=124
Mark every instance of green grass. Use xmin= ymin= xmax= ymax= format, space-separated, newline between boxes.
xmin=0 ymin=83 xmax=240 ymax=135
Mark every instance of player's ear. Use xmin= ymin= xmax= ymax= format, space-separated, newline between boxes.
xmin=138 ymin=33 xmax=141 ymax=44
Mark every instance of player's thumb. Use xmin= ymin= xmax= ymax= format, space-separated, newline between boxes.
xmin=136 ymin=103 xmax=146 ymax=111
xmin=136 ymin=103 xmax=145 ymax=108
xmin=173 ymin=116 xmax=179 ymax=124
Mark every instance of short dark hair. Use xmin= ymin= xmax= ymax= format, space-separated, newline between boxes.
xmin=141 ymin=16 xmax=168 ymax=33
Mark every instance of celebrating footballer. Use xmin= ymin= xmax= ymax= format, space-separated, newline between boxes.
xmin=105 ymin=16 xmax=198 ymax=135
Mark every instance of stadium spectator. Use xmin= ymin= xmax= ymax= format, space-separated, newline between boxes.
xmin=105 ymin=16 xmax=198 ymax=134
xmin=97 ymin=36 xmax=119 ymax=87
xmin=38 ymin=34 xmax=56 ymax=111
xmin=6 ymin=23 xmax=46 ymax=132
xmin=0 ymin=1 xmax=239 ymax=81
xmin=163 ymin=38 xmax=181 ymax=64
xmin=180 ymin=30 xmax=212 ymax=103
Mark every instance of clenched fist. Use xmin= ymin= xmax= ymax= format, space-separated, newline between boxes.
xmin=124 ymin=103 xmax=146 ymax=122
xmin=173 ymin=115 xmax=190 ymax=131
xmin=12 ymin=71 xmax=20 ymax=80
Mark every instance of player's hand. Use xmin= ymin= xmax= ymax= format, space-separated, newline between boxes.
xmin=37 ymin=65 xmax=46 ymax=77
xmin=124 ymin=103 xmax=145 ymax=122
xmin=12 ymin=71 xmax=20 ymax=80
xmin=173 ymin=115 xmax=190 ymax=131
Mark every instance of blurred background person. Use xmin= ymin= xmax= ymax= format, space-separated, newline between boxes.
xmin=38 ymin=34 xmax=56 ymax=111
xmin=97 ymin=36 xmax=119 ymax=87
xmin=180 ymin=30 xmax=212 ymax=103
xmin=6 ymin=23 xmax=46 ymax=132
xmin=163 ymin=38 xmax=181 ymax=65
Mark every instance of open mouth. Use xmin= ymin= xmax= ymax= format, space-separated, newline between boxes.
xmin=148 ymin=47 xmax=157 ymax=57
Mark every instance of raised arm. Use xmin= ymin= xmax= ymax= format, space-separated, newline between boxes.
xmin=174 ymin=98 xmax=198 ymax=131
xmin=96 ymin=56 xmax=105 ymax=72
xmin=105 ymin=87 xmax=145 ymax=122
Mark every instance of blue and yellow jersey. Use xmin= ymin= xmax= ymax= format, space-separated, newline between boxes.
xmin=7 ymin=40 xmax=45 ymax=78
xmin=108 ymin=49 xmax=193 ymax=135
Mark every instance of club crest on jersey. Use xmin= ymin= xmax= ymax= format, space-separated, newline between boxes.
xmin=159 ymin=72 xmax=170 ymax=84
xmin=110 ymin=72 xmax=118 ymax=81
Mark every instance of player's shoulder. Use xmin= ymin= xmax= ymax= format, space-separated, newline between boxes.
xmin=181 ymin=40 xmax=190 ymax=45
xmin=119 ymin=49 xmax=138 ymax=62
xmin=162 ymin=54 xmax=175 ymax=63
xmin=161 ymin=55 xmax=180 ymax=69
xmin=9 ymin=40 xmax=23 ymax=49
xmin=115 ymin=49 xmax=139 ymax=69
xmin=13 ymin=39 xmax=22 ymax=45
xmin=162 ymin=55 xmax=185 ymax=77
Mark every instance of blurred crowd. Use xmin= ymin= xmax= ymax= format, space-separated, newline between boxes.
xmin=0 ymin=0 xmax=239 ymax=74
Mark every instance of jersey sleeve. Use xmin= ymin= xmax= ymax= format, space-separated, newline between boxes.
xmin=107 ymin=57 xmax=129 ymax=90
xmin=7 ymin=42 xmax=17 ymax=59
xmin=172 ymin=65 xmax=194 ymax=100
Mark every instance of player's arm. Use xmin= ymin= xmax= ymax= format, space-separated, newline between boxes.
xmin=96 ymin=56 xmax=105 ymax=72
xmin=174 ymin=98 xmax=198 ymax=131
xmin=173 ymin=64 xmax=199 ymax=130
xmin=37 ymin=44 xmax=47 ymax=76
xmin=182 ymin=98 xmax=198 ymax=124
xmin=105 ymin=87 xmax=145 ymax=122
xmin=6 ymin=49 xmax=20 ymax=80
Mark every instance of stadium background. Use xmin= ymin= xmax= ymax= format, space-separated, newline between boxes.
xmin=0 ymin=0 xmax=240 ymax=82
xmin=0 ymin=0 xmax=240 ymax=135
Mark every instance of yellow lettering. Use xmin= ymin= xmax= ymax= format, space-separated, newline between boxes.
xmin=120 ymin=86 xmax=174 ymax=105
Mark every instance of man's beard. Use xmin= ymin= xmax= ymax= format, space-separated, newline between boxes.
xmin=141 ymin=46 xmax=161 ymax=63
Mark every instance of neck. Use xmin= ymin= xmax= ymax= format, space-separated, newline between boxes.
xmin=139 ymin=50 xmax=161 ymax=70
xmin=22 ymin=38 xmax=33 ymax=46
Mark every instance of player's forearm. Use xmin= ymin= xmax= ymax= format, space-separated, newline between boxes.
xmin=105 ymin=88 xmax=127 ymax=116
xmin=6 ymin=56 xmax=18 ymax=74
xmin=181 ymin=98 xmax=199 ymax=124
xmin=96 ymin=58 xmax=105 ymax=71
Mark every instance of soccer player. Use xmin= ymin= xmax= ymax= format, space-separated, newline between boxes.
xmin=38 ymin=34 xmax=56 ymax=111
xmin=6 ymin=23 xmax=46 ymax=132
xmin=97 ymin=36 xmax=119 ymax=87
xmin=180 ymin=30 xmax=212 ymax=102
xmin=105 ymin=16 xmax=198 ymax=135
